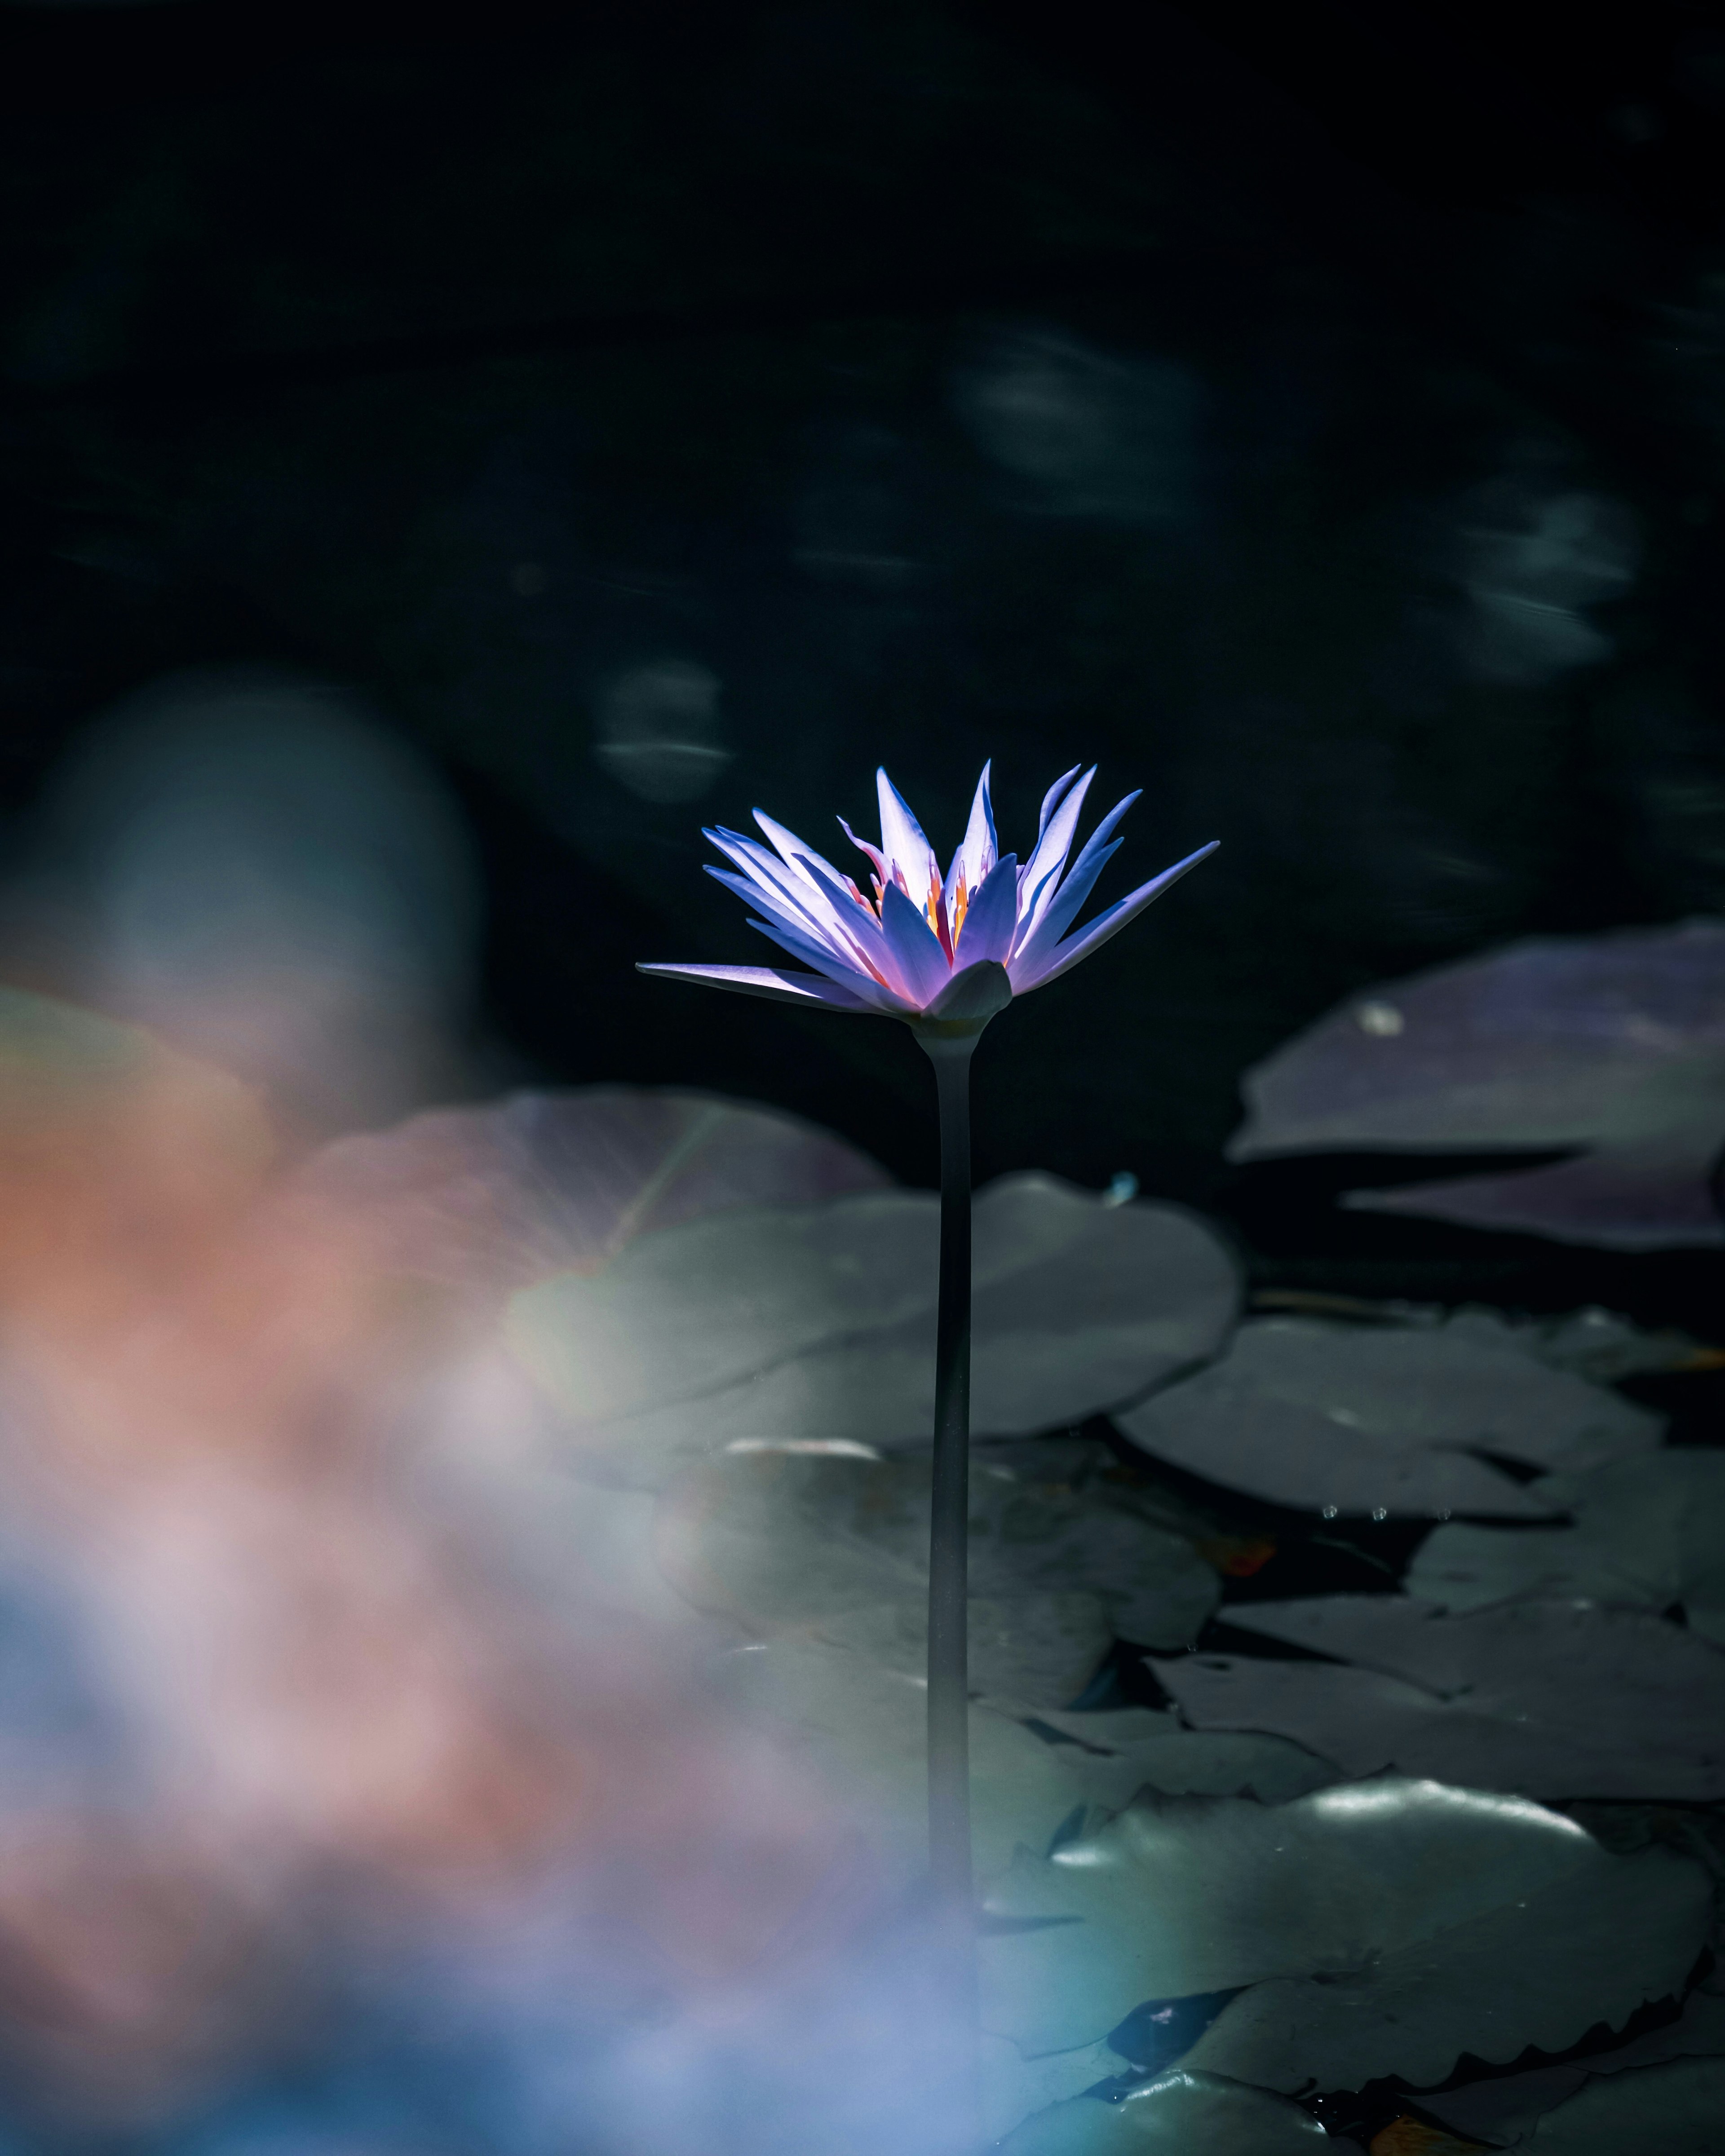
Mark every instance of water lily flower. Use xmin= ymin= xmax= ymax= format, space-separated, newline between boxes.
xmin=638 ymin=762 xmax=1216 ymax=1028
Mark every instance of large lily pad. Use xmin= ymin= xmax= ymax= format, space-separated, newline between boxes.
xmin=654 ymin=1444 xmax=1220 ymax=1668
xmin=1226 ymin=919 xmax=1725 ymax=1250
xmin=510 ymin=1175 xmax=1239 ymax=1488
xmin=289 ymin=1085 xmax=892 ymax=1298
xmin=1423 ymin=1986 xmax=1725 ymax=2143
xmin=1153 ymin=1596 xmax=1725 ymax=1798
xmin=1408 ymin=1449 xmax=1725 ymax=1646
xmin=979 ymin=1777 xmax=1632 ymax=2056
xmin=998 ymin=2068 xmax=1332 ymax=2153
xmin=1114 ymin=1317 xmax=1660 ymax=1518
xmin=1179 ymin=1842 xmax=1711 ymax=2093
xmin=1520 ymin=2055 xmax=1725 ymax=2154
xmin=720 ymin=1639 xmax=1339 ymax=1894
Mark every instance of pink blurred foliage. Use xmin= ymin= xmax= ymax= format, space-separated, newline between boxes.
xmin=0 ymin=1046 xmax=923 ymax=2147
xmin=283 ymin=1085 xmax=893 ymax=1302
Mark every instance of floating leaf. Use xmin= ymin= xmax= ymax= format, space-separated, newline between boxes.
xmin=1181 ymin=1842 xmax=1709 ymax=2094
xmin=1115 ymin=1318 xmax=1659 ymax=1519
xmin=1520 ymin=2055 xmax=1725 ymax=2153
xmin=1001 ymin=1706 xmax=1335 ymax=1808
xmin=998 ymin=2068 xmax=1332 ymax=2152
xmin=290 ymin=1085 xmax=892 ymax=1298
xmin=510 ymin=1175 xmax=1239 ymax=1488
xmin=980 ymin=1777 xmax=1622 ymax=2058
xmin=654 ymin=1445 xmax=1220 ymax=1674
xmin=1153 ymin=1597 xmax=1725 ymax=1798
xmin=1226 ymin=919 xmax=1725 ymax=1250
xmin=1409 ymin=1450 xmax=1725 ymax=1646
xmin=1421 ymin=1986 xmax=1725 ymax=2143
xmin=717 ymin=1637 xmax=1091 ymax=1887
xmin=982 ymin=2036 xmax=1129 ymax=2147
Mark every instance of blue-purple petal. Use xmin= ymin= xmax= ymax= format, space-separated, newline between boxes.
xmin=744 ymin=914 xmax=909 ymax=1012
xmin=952 ymin=852 xmax=1020 ymax=966
xmin=1011 ymin=840 xmax=1218 ymax=990
xmin=636 ymin=962 xmax=876 ymax=1012
xmin=879 ymin=878 xmax=954 ymax=1007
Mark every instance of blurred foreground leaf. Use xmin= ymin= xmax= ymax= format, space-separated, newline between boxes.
xmin=511 ymin=1175 xmax=1239 ymax=1487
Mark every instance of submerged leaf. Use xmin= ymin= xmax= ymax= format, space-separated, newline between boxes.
xmin=1115 ymin=1317 xmax=1659 ymax=1518
xmin=1153 ymin=1597 xmax=1725 ymax=1798
xmin=511 ymin=1175 xmax=1239 ymax=1487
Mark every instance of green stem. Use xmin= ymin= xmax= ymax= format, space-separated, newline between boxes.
xmin=921 ymin=1031 xmax=977 ymax=2032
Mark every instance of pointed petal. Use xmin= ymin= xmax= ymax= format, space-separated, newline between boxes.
xmin=945 ymin=760 xmax=998 ymax=898
xmin=753 ymin=809 xmax=859 ymax=901
xmin=707 ymin=827 xmax=852 ymax=942
xmin=837 ymin=815 xmax=888 ymax=890
xmin=704 ymin=864 xmax=855 ymax=960
xmin=1009 ymin=841 xmax=1218 ymax=991
xmin=1009 ymin=789 xmax=1141 ymax=972
xmin=636 ymin=962 xmax=876 ymax=1012
xmin=1014 ymin=767 xmax=1097 ymax=949
xmin=744 ymin=914 xmax=911 ymax=1013
xmin=790 ymin=852 xmax=902 ymax=977
xmin=880 ymin=878 xmax=955 ymax=1009
xmin=1036 ymin=764 xmax=1082 ymax=841
xmin=876 ymin=767 xmax=939 ymax=902
xmin=951 ymin=852 xmax=1019 ymax=966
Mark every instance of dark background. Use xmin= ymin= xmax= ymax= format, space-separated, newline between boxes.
xmin=5 ymin=0 xmax=1725 ymax=1324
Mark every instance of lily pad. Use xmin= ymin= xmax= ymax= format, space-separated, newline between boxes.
xmin=1114 ymin=1318 xmax=1660 ymax=1518
xmin=716 ymin=1637 xmax=1092 ymax=1887
xmin=998 ymin=2068 xmax=1332 ymax=2153
xmin=718 ymin=1638 xmax=1334 ymax=1894
xmin=811 ymin=1595 xmax=1113 ymax=1712
xmin=979 ymin=1776 xmax=1630 ymax=2057
xmin=1520 ymin=2055 xmax=1725 ymax=2153
xmin=982 ymin=2037 xmax=1131 ymax=2147
xmin=999 ymin=1706 xmax=1336 ymax=1806
xmin=653 ymin=1445 xmax=1220 ymax=1664
xmin=1226 ymin=919 xmax=1725 ymax=1250
xmin=1422 ymin=1986 xmax=1725 ymax=2143
xmin=1179 ymin=1842 xmax=1711 ymax=2093
xmin=1152 ymin=1597 xmax=1725 ymax=1798
xmin=510 ymin=1175 xmax=1240 ymax=1488
xmin=1407 ymin=1450 xmax=1725 ymax=1646
xmin=290 ymin=1085 xmax=892 ymax=1299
